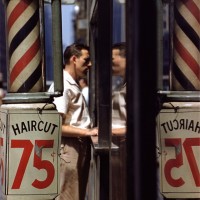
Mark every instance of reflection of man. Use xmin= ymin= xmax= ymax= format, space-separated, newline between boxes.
xmin=48 ymin=43 xmax=98 ymax=200
xmin=112 ymin=42 xmax=126 ymax=135
xmin=111 ymin=42 xmax=127 ymax=200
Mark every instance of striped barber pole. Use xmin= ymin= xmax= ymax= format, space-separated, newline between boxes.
xmin=6 ymin=0 xmax=43 ymax=93
xmin=172 ymin=0 xmax=200 ymax=90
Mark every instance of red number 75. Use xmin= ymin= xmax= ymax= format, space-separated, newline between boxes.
xmin=164 ymin=138 xmax=200 ymax=187
xmin=11 ymin=139 xmax=55 ymax=189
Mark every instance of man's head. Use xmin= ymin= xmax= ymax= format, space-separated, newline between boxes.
xmin=63 ymin=43 xmax=91 ymax=80
xmin=112 ymin=42 xmax=126 ymax=77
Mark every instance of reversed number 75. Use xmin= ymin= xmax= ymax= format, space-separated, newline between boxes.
xmin=164 ymin=138 xmax=200 ymax=187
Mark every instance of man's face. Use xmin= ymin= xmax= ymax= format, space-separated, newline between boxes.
xmin=112 ymin=49 xmax=126 ymax=77
xmin=75 ymin=49 xmax=91 ymax=78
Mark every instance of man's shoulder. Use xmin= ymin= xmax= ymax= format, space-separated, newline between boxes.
xmin=64 ymin=71 xmax=77 ymax=86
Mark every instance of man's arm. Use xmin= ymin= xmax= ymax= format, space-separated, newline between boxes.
xmin=112 ymin=127 xmax=126 ymax=136
xmin=62 ymin=125 xmax=98 ymax=137
xmin=60 ymin=112 xmax=97 ymax=137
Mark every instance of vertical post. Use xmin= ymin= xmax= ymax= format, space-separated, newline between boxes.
xmin=51 ymin=0 xmax=63 ymax=96
xmin=97 ymin=0 xmax=112 ymax=199
xmin=126 ymin=0 xmax=157 ymax=199
xmin=156 ymin=0 xmax=164 ymax=90
xmin=97 ymin=0 xmax=112 ymax=147
xmin=6 ymin=0 xmax=43 ymax=93
xmin=172 ymin=0 xmax=200 ymax=90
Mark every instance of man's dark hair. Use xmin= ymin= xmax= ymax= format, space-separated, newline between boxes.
xmin=112 ymin=42 xmax=126 ymax=58
xmin=63 ymin=43 xmax=89 ymax=66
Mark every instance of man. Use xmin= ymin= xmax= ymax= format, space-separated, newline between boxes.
xmin=48 ymin=43 xmax=98 ymax=200
xmin=111 ymin=42 xmax=127 ymax=200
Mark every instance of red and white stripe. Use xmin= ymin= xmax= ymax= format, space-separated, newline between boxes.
xmin=172 ymin=0 xmax=200 ymax=90
xmin=6 ymin=0 xmax=43 ymax=93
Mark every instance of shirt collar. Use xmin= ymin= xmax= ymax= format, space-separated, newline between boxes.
xmin=64 ymin=70 xmax=78 ymax=86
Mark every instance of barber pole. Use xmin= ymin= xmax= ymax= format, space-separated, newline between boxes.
xmin=0 ymin=103 xmax=61 ymax=200
xmin=0 ymin=0 xmax=63 ymax=199
xmin=6 ymin=0 xmax=43 ymax=93
xmin=157 ymin=0 xmax=200 ymax=198
xmin=172 ymin=0 xmax=200 ymax=90
xmin=157 ymin=101 xmax=200 ymax=198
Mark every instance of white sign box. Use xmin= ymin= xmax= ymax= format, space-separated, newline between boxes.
xmin=157 ymin=102 xmax=200 ymax=199
xmin=0 ymin=104 xmax=61 ymax=199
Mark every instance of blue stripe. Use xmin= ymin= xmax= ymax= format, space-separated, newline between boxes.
xmin=9 ymin=7 xmax=39 ymax=58
xmin=17 ymin=61 xmax=42 ymax=92
xmin=172 ymin=60 xmax=196 ymax=90
xmin=174 ymin=4 xmax=200 ymax=51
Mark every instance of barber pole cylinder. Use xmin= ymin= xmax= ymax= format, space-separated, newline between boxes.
xmin=0 ymin=1 xmax=62 ymax=199
xmin=157 ymin=0 xmax=200 ymax=198
xmin=171 ymin=0 xmax=200 ymax=90
xmin=6 ymin=0 xmax=43 ymax=93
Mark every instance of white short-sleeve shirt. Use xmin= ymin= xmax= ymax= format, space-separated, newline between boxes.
xmin=112 ymin=83 xmax=127 ymax=128
xmin=48 ymin=70 xmax=92 ymax=129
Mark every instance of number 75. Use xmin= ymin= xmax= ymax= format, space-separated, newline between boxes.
xmin=164 ymin=138 xmax=200 ymax=187
xmin=11 ymin=139 xmax=55 ymax=189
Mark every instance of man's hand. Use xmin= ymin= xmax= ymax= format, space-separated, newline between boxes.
xmin=85 ymin=127 xmax=98 ymax=136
